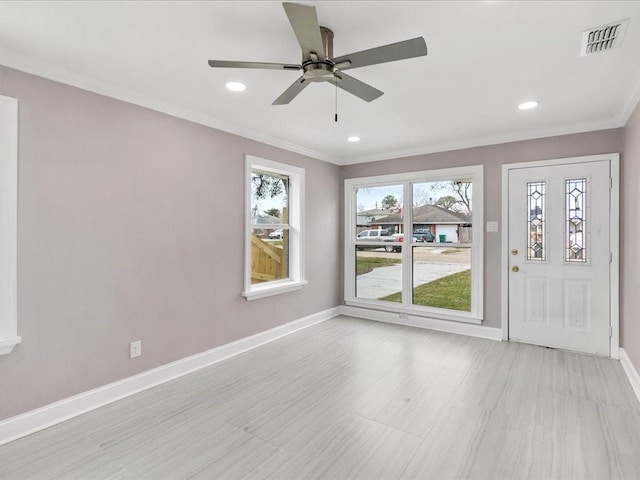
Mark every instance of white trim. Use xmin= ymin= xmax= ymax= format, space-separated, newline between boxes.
xmin=620 ymin=349 xmax=640 ymax=405
xmin=0 ymin=307 xmax=340 ymax=446
xmin=0 ymin=95 xmax=19 ymax=355
xmin=244 ymin=155 xmax=305 ymax=300
xmin=345 ymin=300 xmax=482 ymax=324
xmin=243 ymin=280 xmax=308 ymax=301
xmin=610 ymin=156 xmax=620 ymax=359
xmin=0 ymin=337 xmax=21 ymax=355
xmin=338 ymin=119 xmax=622 ymax=166
xmin=344 ymin=165 xmax=483 ymax=323
xmin=618 ymin=63 xmax=640 ymax=127
xmin=501 ymin=153 xmax=620 ymax=357
xmin=339 ymin=305 xmax=502 ymax=341
xmin=501 ymin=162 xmax=510 ymax=341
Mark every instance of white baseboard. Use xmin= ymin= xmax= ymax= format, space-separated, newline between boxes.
xmin=338 ymin=305 xmax=503 ymax=341
xmin=620 ymin=348 xmax=640 ymax=404
xmin=0 ymin=307 xmax=339 ymax=446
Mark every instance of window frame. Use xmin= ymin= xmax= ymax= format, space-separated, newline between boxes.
xmin=243 ymin=155 xmax=306 ymax=301
xmin=344 ymin=165 xmax=484 ymax=323
xmin=0 ymin=95 xmax=19 ymax=355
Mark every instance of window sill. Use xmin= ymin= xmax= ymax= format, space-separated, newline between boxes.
xmin=0 ymin=336 xmax=22 ymax=355
xmin=243 ymin=280 xmax=308 ymax=301
xmin=345 ymin=299 xmax=482 ymax=325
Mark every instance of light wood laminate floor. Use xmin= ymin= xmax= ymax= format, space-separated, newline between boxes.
xmin=2 ymin=316 xmax=640 ymax=479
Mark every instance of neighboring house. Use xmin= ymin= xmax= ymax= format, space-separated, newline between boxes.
xmin=251 ymin=213 xmax=281 ymax=237
xmin=356 ymin=208 xmax=395 ymax=229
xmin=363 ymin=204 xmax=472 ymax=243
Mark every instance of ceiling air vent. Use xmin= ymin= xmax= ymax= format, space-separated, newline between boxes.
xmin=581 ymin=19 xmax=630 ymax=56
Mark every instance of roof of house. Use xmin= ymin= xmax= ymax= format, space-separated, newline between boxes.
xmin=368 ymin=204 xmax=471 ymax=225
xmin=357 ymin=208 xmax=395 ymax=216
xmin=251 ymin=214 xmax=280 ymax=225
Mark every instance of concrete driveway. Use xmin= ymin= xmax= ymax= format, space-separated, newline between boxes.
xmin=355 ymin=248 xmax=471 ymax=300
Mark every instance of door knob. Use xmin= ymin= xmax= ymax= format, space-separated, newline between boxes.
xmin=512 ymin=266 xmax=519 ymax=272
xmin=511 ymin=249 xmax=518 ymax=255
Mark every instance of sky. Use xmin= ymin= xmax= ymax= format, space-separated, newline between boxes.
xmin=356 ymin=181 xmax=472 ymax=212
xmin=251 ymin=179 xmax=473 ymax=215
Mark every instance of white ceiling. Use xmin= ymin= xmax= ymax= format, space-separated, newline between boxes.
xmin=0 ymin=1 xmax=639 ymax=165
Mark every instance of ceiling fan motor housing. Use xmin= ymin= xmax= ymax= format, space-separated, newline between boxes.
xmin=320 ymin=26 xmax=334 ymax=59
xmin=301 ymin=27 xmax=336 ymax=82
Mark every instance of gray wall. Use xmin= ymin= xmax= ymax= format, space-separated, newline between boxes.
xmin=0 ymin=65 xmax=342 ymax=420
xmin=342 ymin=129 xmax=623 ymax=330
xmin=622 ymin=101 xmax=640 ymax=373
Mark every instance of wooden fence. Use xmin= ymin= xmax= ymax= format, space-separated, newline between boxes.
xmin=251 ymin=234 xmax=287 ymax=283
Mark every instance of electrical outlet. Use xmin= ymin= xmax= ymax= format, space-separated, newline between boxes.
xmin=130 ymin=340 xmax=142 ymax=359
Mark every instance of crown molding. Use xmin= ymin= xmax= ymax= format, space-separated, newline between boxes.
xmin=0 ymin=47 xmax=631 ymax=168
xmin=337 ymin=119 xmax=624 ymax=166
xmin=0 ymin=50 xmax=339 ymax=165
xmin=618 ymin=65 xmax=640 ymax=126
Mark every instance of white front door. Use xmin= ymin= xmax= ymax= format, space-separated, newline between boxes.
xmin=508 ymin=160 xmax=611 ymax=355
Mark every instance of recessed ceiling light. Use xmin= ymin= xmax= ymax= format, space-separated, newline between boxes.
xmin=518 ymin=101 xmax=539 ymax=110
xmin=225 ymin=81 xmax=246 ymax=92
xmin=347 ymin=136 xmax=361 ymax=143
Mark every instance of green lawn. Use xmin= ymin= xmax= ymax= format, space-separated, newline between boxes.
xmin=380 ymin=269 xmax=471 ymax=311
xmin=356 ymin=256 xmax=401 ymax=276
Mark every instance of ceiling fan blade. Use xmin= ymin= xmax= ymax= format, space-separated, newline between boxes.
xmin=333 ymin=37 xmax=427 ymax=71
xmin=272 ymin=76 xmax=309 ymax=105
xmin=334 ymin=72 xmax=383 ymax=102
xmin=208 ymin=60 xmax=300 ymax=70
xmin=283 ymin=2 xmax=326 ymax=61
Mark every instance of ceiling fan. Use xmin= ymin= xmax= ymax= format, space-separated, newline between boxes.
xmin=208 ymin=2 xmax=428 ymax=105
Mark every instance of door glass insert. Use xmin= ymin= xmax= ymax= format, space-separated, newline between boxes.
xmin=565 ymin=178 xmax=587 ymax=263
xmin=527 ymin=181 xmax=546 ymax=261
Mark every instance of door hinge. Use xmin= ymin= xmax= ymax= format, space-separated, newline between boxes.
xmin=610 ymin=252 xmax=613 ymax=263
xmin=610 ymin=177 xmax=613 ymax=189
xmin=609 ymin=326 xmax=613 ymax=338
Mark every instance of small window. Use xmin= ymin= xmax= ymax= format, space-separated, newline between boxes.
xmin=0 ymin=95 xmax=19 ymax=355
xmin=244 ymin=156 xmax=306 ymax=300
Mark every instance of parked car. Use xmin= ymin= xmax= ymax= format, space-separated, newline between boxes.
xmin=356 ymin=229 xmax=393 ymax=250
xmin=357 ymin=229 xmax=391 ymax=240
xmin=385 ymin=233 xmax=419 ymax=252
xmin=269 ymin=229 xmax=283 ymax=239
xmin=413 ymin=229 xmax=435 ymax=242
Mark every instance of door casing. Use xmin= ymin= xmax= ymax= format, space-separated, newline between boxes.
xmin=501 ymin=153 xmax=620 ymax=358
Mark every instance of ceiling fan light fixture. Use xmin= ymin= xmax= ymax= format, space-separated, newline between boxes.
xmin=518 ymin=100 xmax=539 ymax=110
xmin=347 ymin=136 xmax=361 ymax=143
xmin=225 ymin=81 xmax=246 ymax=92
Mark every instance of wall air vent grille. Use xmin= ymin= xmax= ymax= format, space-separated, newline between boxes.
xmin=581 ymin=19 xmax=629 ymax=56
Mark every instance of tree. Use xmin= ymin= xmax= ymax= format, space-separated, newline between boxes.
xmin=420 ymin=181 xmax=472 ymax=215
xmin=434 ymin=195 xmax=458 ymax=210
xmin=264 ymin=208 xmax=281 ymax=219
xmin=381 ymin=194 xmax=398 ymax=211
xmin=252 ymin=173 xmax=286 ymax=200
xmin=451 ymin=181 xmax=472 ymax=215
